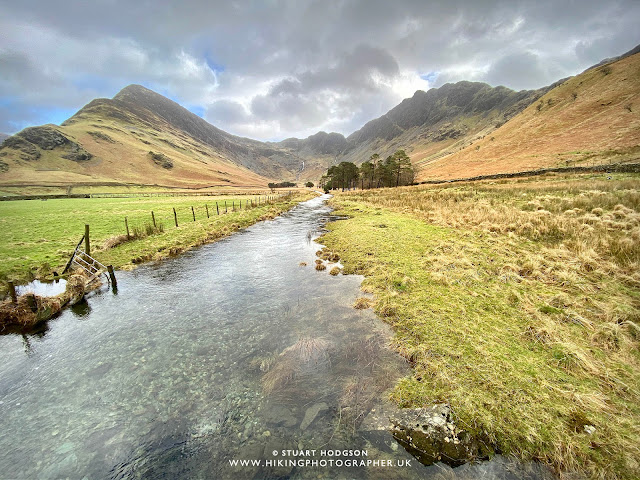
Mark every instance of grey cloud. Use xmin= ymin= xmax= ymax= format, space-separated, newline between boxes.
xmin=0 ymin=0 xmax=639 ymax=137
xmin=207 ymin=45 xmax=405 ymax=137
xmin=485 ymin=52 xmax=560 ymax=91
xmin=205 ymin=100 xmax=251 ymax=126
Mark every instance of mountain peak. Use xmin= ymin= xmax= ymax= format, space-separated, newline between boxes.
xmin=114 ymin=84 xmax=156 ymax=98
xmin=113 ymin=84 xmax=172 ymax=106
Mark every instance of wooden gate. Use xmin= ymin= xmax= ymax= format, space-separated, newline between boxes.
xmin=62 ymin=235 xmax=109 ymax=283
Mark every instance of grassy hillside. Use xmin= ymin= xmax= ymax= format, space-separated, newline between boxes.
xmin=415 ymin=53 xmax=640 ymax=180
xmin=320 ymin=172 xmax=640 ymax=478
xmin=0 ymin=85 xmax=310 ymax=192
xmin=0 ymin=114 xmax=270 ymax=192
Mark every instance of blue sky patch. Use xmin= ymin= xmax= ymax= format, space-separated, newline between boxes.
xmin=420 ymin=71 xmax=439 ymax=84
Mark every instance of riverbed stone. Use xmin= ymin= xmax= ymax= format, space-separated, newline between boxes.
xmin=389 ymin=404 xmax=493 ymax=467
xmin=263 ymin=403 xmax=299 ymax=428
xmin=300 ymin=402 xmax=328 ymax=430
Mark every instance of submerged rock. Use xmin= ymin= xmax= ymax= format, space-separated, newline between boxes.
xmin=390 ymin=404 xmax=493 ymax=467
xmin=300 ymin=402 xmax=328 ymax=430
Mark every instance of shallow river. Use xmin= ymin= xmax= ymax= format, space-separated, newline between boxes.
xmin=0 ymin=195 xmax=550 ymax=479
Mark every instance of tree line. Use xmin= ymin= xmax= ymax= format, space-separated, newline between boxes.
xmin=268 ymin=181 xmax=297 ymax=190
xmin=319 ymin=150 xmax=414 ymax=191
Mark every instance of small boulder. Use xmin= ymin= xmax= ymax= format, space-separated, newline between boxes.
xmin=390 ymin=405 xmax=492 ymax=467
xmin=300 ymin=402 xmax=328 ymax=430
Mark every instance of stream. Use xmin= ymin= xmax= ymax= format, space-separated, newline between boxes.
xmin=0 ymin=194 xmax=551 ymax=479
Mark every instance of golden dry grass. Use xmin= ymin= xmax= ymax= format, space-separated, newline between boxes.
xmin=321 ymin=172 xmax=640 ymax=479
xmin=353 ymin=297 xmax=371 ymax=310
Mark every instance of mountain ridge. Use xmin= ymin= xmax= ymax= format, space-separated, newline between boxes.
xmin=1 ymin=44 xmax=638 ymax=189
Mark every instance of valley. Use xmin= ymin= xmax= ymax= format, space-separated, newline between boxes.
xmin=1 ymin=46 xmax=638 ymax=194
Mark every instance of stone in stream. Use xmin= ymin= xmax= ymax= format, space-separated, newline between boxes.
xmin=300 ymin=402 xmax=328 ymax=430
xmin=263 ymin=403 xmax=299 ymax=428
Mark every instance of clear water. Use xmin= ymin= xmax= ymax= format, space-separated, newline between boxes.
xmin=0 ymin=195 xmax=551 ymax=479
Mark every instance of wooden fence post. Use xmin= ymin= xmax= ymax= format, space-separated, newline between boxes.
xmin=206 ymin=204 xmax=209 ymax=218
xmin=173 ymin=208 xmax=178 ymax=227
xmin=85 ymin=224 xmax=90 ymax=255
xmin=8 ymin=281 xmax=17 ymax=304
xmin=125 ymin=217 xmax=130 ymax=239
xmin=151 ymin=211 xmax=156 ymax=228
xmin=107 ymin=265 xmax=117 ymax=287
xmin=26 ymin=294 xmax=37 ymax=312
xmin=216 ymin=202 xmax=219 ymax=215
xmin=192 ymin=206 xmax=196 ymax=221
xmin=225 ymin=201 xmax=227 ymax=213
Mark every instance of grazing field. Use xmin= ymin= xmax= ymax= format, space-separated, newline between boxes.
xmin=320 ymin=172 xmax=640 ymax=479
xmin=0 ymin=183 xmax=283 ymax=197
xmin=0 ymin=191 xmax=315 ymax=289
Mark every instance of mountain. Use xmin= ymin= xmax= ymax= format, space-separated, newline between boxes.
xmin=0 ymin=84 xmax=342 ymax=190
xmin=416 ymin=48 xmax=640 ymax=180
xmin=1 ymin=45 xmax=638 ymax=189
xmin=583 ymin=43 xmax=640 ymax=72
xmin=332 ymin=80 xmax=559 ymax=167
xmin=0 ymin=86 xmax=272 ymax=189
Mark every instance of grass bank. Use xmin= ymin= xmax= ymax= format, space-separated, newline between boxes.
xmin=319 ymin=172 xmax=640 ymax=479
xmin=0 ymin=191 xmax=316 ymax=290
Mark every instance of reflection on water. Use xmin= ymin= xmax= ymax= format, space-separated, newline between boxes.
xmin=0 ymin=195 xmax=550 ymax=479
xmin=70 ymin=298 xmax=92 ymax=317
xmin=15 ymin=278 xmax=67 ymax=297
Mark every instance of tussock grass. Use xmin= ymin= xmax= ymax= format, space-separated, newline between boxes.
xmin=353 ymin=297 xmax=371 ymax=309
xmin=320 ymin=172 xmax=640 ymax=479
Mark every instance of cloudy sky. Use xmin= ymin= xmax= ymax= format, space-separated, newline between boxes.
xmin=0 ymin=0 xmax=638 ymax=140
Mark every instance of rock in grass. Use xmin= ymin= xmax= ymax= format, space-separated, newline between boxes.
xmin=148 ymin=151 xmax=173 ymax=169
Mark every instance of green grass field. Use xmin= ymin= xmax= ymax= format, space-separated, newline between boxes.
xmin=319 ymin=172 xmax=640 ymax=479
xmin=0 ymin=192 xmax=313 ymax=287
